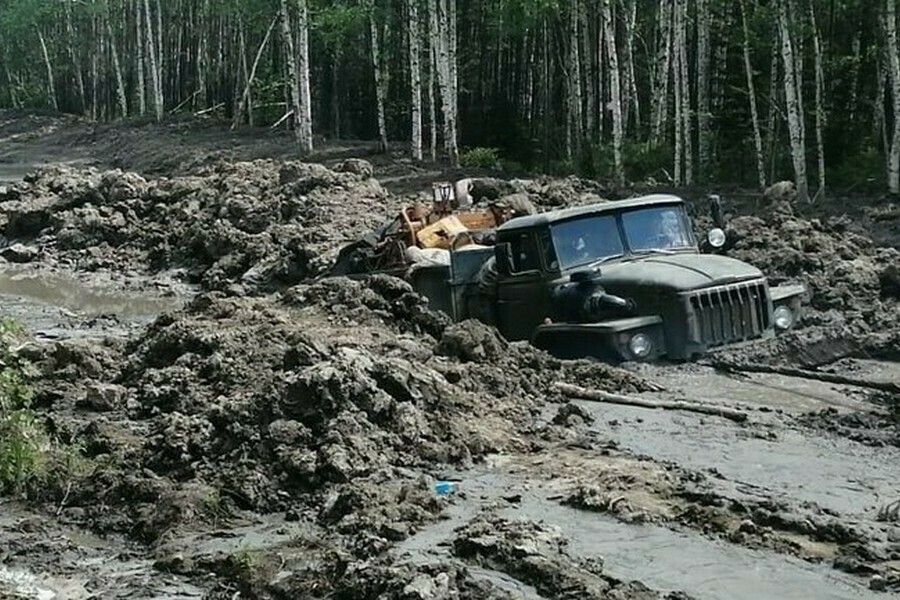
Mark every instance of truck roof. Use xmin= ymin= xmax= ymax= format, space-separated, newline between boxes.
xmin=496 ymin=194 xmax=685 ymax=232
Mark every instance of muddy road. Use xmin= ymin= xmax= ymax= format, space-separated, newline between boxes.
xmin=0 ymin=111 xmax=899 ymax=599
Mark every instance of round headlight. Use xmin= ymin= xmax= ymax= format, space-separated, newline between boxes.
xmin=707 ymin=227 xmax=727 ymax=248
xmin=773 ymin=305 xmax=794 ymax=330
xmin=628 ymin=333 xmax=653 ymax=358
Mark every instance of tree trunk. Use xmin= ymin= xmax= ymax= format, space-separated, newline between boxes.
xmin=778 ymin=0 xmax=809 ymax=202
xmin=432 ymin=0 xmax=459 ymax=166
xmin=602 ymin=0 xmax=624 ymax=185
xmin=580 ymin=3 xmax=595 ymax=136
xmin=885 ymin=0 xmax=900 ymax=194
xmin=105 ymin=6 xmax=128 ymax=119
xmin=296 ymin=0 xmax=314 ymax=153
xmin=197 ymin=0 xmax=209 ymax=109
xmin=567 ymin=0 xmax=584 ymax=158
xmin=739 ymin=0 xmax=766 ymax=190
xmin=408 ymin=0 xmax=423 ymax=160
xmin=234 ymin=16 xmax=277 ymax=130
xmin=369 ymin=2 xmax=389 ymax=152
xmin=651 ymin=0 xmax=673 ymax=146
xmin=696 ymin=0 xmax=711 ymax=182
xmin=809 ymin=0 xmax=826 ymax=198
xmin=279 ymin=0 xmax=303 ymax=149
xmin=64 ymin=1 xmax=87 ymax=114
xmin=427 ymin=4 xmax=438 ymax=162
xmin=136 ymin=0 xmax=147 ymax=115
xmin=678 ymin=0 xmax=693 ymax=185
xmin=143 ymin=0 xmax=164 ymax=121
xmin=622 ymin=0 xmax=640 ymax=133
xmin=766 ymin=36 xmax=780 ymax=183
xmin=36 ymin=29 xmax=58 ymax=111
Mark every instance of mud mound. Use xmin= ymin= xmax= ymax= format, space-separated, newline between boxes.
xmin=23 ymin=275 xmax=653 ymax=545
xmin=0 ymin=160 xmax=398 ymax=292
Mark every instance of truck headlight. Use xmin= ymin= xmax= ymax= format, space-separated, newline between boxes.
xmin=628 ymin=333 xmax=653 ymax=358
xmin=707 ymin=227 xmax=727 ymax=248
xmin=774 ymin=305 xmax=794 ymax=330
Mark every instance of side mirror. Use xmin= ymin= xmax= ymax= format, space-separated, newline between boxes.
xmin=494 ymin=243 xmax=513 ymax=276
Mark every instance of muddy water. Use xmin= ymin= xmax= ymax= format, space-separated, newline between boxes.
xmin=588 ymin=366 xmax=900 ymax=517
xmin=0 ymin=163 xmax=34 ymax=184
xmin=0 ymin=266 xmax=186 ymax=339
xmin=398 ymin=469 xmax=879 ymax=600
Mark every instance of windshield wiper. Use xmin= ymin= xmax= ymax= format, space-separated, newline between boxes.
xmin=631 ymin=248 xmax=677 ymax=256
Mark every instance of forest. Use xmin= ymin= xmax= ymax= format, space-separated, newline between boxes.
xmin=1 ymin=0 xmax=900 ymax=198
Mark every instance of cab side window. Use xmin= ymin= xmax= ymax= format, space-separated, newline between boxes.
xmin=508 ymin=232 xmax=540 ymax=273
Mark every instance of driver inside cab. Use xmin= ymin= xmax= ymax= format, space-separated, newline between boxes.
xmin=655 ymin=209 xmax=690 ymax=248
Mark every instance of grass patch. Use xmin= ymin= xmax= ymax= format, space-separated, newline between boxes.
xmin=0 ymin=316 xmax=88 ymax=498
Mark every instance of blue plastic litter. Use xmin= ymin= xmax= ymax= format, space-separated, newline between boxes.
xmin=434 ymin=480 xmax=458 ymax=495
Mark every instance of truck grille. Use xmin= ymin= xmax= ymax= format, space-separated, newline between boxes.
xmin=687 ymin=280 xmax=770 ymax=347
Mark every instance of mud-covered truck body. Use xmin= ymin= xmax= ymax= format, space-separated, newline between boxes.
xmin=333 ymin=193 xmax=806 ymax=362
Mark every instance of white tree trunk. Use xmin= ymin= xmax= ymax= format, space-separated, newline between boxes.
xmin=64 ymin=1 xmax=87 ymax=114
xmin=651 ymin=0 xmax=673 ymax=146
xmin=369 ymin=2 xmax=389 ymax=151
xmin=234 ymin=16 xmax=277 ymax=129
xmin=777 ymin=0 xmax=809 ymax=202
xmin=143 ymin=0 xmax=163 ymax=121
xmin=623 ymin=0 xmax=640 ymax=132
xmin=279 ymin=0 xmax=303 ymax=149
xmin=296 ymin=0 xmax=314 ymax=153
xmin=136 ymin=0 xmax=146 ymax=115
xmin=696 ymin=0 xmax=711 ymax=181
xmin=408 ymin=0 xmax=423 ymax=160
xmin=885 ymin=0 xmax=900 ymax=194
xmin=427 ymin=5 xmax=437 ymax=162
xmin=197 ymin=0 xmax=209 ymax=108
xmin=739 ymin=0 xmax=766 ymax=189
xmin=678 ymin=0 xmax=693 ymax=184
xmin=579 ymin=4 xmax=594 ymax=136
xmin=809 ymin=0 xmax=826 ymax=198
xmin=106 ymin=20 xmax=128 ymax=118
xmin=567 ymin=0 xmax=584 ymax=158
xmin=36 ymin=29 xmax=57 ymax=111
xmin=432 ymin=0 xmax=459 ymax=166
xmin=602 ymin=0 xmax=624 ymax=185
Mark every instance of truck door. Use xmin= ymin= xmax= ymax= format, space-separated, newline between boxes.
xmin=496 ymin=230 xmax=549 ymax=340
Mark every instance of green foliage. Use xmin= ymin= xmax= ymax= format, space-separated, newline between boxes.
xmin=0 ymin=317 xmax=45 ymax=495
xmin=460 ymin=146 xmax=502 ymax=169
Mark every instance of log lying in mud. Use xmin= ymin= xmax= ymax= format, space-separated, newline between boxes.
xmin=709 ymin=362 xmax=900 ymax=394
xmin=553 ymin=382 xmax=749 ymax=423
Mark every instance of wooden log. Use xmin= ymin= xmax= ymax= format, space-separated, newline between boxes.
xmin=553 ymin=382 xmax=749 ymax=423
xmin=709 ymin=361 xmax=900 ymax=394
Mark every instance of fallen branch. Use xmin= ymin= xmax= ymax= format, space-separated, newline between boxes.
xmin=709 ymin=361 xmax=900 ymax=394
xmin=194 ymin=102 xmax=225 ymax=116
xmin=553 ymin=382 xmax=748 ymax=423
xmin=270 ymin=110 xmax=294 ymax=129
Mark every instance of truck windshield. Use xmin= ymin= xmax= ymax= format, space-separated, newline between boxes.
xmin=621 ymin=205 xmax=693 ymax=251
xmin=551 ymin=215 xmax=624 ymax=269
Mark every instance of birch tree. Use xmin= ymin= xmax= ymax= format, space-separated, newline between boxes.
xmin=696 ymin=0 xmax=711 ymax=181
xmin=602 ymin=0 xmax=624 ymax=185
xmin=368 ymin=0 xmax=388 ymax=151
xmin=408 ymin=0 xmax=423 ymax=160
xmin=777 ymin=0 xmax=809 ymax=202
xmin=885 ymin=0 xmax=900 ymax=195
xmin=809 ymin=0 xmax=826 ymax=198
xmin=297 ymin=0 xmax=314 ymax=153
xmin=739 ymin=0 xmax=766 ymax=190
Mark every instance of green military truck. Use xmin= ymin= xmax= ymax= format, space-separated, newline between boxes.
xmin=332 ymin=193 xmax=806 ymax=362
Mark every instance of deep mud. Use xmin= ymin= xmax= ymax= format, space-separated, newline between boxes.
xmin=1 ymin=111 xmax=900 ymax=598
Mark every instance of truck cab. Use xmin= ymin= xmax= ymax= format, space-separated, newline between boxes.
xmin=441 ymin=195 xmax=804 ymax=362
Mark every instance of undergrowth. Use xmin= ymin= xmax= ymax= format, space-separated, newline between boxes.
xmin=0 ymin=316 xmax=87 ymax=497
